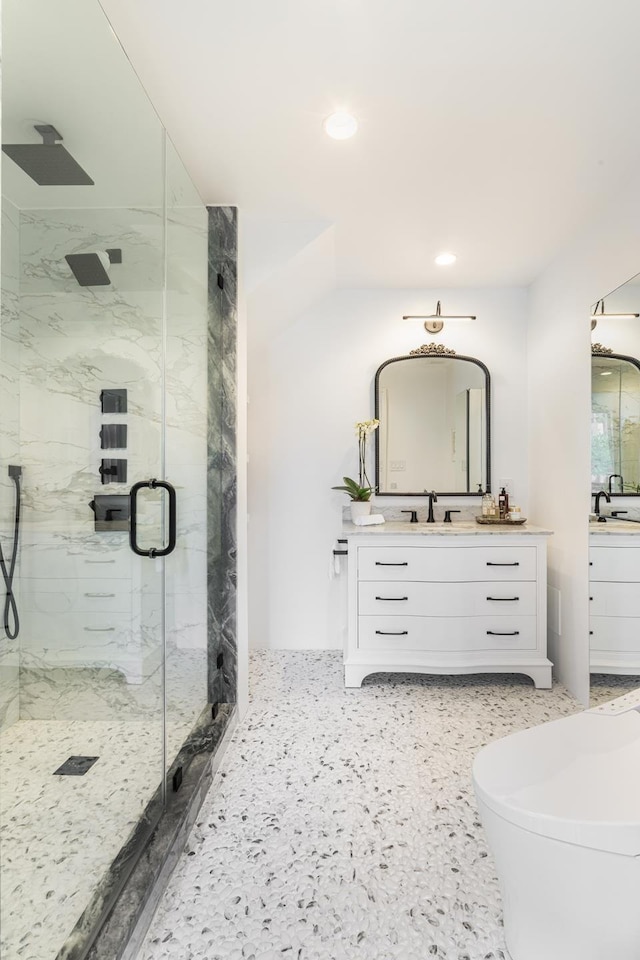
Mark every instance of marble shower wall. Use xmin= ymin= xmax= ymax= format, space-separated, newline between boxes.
xmin=0 ymin=199 xmax=21 ymax=731
xmin=207 ymin=207 xmax=238 ymax=706
xmin=13 ymin=203 xmax=209 ymax=744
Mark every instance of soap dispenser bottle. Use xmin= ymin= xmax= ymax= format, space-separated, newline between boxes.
xmin=498 ymin=486 xmax=509 ymax=520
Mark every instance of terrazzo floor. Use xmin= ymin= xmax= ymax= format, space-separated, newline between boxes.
xmin=589 ymin=672 xmax=640 ymax=705
xmin=137 ymin=652 xmax=585 ymax=960
xmin=0 ymin=718 xmax=163 ymax=960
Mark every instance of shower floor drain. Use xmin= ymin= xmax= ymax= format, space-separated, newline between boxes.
xmin=53 ymin=756 xmax=99 ymax=776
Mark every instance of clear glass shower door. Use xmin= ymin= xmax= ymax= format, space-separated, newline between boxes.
xmin=0 ymin=2 xmax=170 ymax=957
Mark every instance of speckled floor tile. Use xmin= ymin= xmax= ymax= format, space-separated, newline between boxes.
xmin=0 ymin=719 xmax=163 ymax=960
xmin=589 ymin=672 xmax=640 ymax=705
xmin=137 ymin=652 xmax=584 ymax=960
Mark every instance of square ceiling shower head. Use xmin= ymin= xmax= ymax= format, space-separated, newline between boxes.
xmin=2 ymin=124 xmax=94 ymax=186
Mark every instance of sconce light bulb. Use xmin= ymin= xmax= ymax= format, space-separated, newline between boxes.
xmin=435 ymin=252 xmax=457 ymax=266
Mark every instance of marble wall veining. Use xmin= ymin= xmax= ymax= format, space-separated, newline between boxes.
xmin=207 ymin=206 xmax=238 ymax=707
xmin=6 ymin=201 xmax=211 ymax=752
xmin=0 ymin=199 xmax=21 ymax=731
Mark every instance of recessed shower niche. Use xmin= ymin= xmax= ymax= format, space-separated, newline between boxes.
xmin=0 ymin=2 xmax=237 ymax=959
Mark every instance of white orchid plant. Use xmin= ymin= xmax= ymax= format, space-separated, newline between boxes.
xmin=332 ymin=419 xmax=380 ymax=501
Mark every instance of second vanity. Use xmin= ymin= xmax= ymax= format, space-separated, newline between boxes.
xmin=344 ymin=521 xmax=553 ymax=689
xmin=590 ymin=521 xmax=640 ymax=675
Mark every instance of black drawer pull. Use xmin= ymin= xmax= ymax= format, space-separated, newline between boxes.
xmin=486 ymin=562 xmax=520 ymax=566
xmin=487 ymin=630 xmax=520 ymax=636
xmin=375 ymin=561 xmax=408 ymax=566
xmin=375 ymin=630 xmax=409 ymax=635
xmin=375 ymin=596 xmax=408 ymax=601
xmin=486 ymin=596 xmax=519 ymax=601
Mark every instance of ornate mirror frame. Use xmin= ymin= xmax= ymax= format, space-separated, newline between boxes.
xmin=373 ymin=344 xmax=492 ymax=497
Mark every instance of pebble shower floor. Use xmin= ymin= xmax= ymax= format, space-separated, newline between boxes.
xmin=138 ymin=652 xmax=582 ymax=960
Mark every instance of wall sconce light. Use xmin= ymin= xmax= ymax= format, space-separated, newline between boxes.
xmin=402 ymin=300 xmax=476 ymax=334
xmin=590 ymin=299 xmax=639 ymax=330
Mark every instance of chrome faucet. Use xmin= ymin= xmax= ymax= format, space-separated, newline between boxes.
xmin=424 ymin=490 xmax=438 ymax=523
xmin=593 ymin=490 xmax=611 ymax=522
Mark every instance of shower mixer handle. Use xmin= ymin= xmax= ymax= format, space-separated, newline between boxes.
xmin=129 ymin=479 xmax=177 ymax=558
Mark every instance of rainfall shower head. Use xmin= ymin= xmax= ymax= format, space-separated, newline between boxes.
xmin=2 ymin=125 xmax=94 ymax=186
xmin=65 ymin=249 xmax=122 ymax=287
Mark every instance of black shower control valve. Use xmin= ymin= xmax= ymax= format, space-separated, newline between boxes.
xmin=100 ymin=424 xmax=127 ymax=449
xmin=100 ymin=389 xmax=127 ymax=413
xmin=99 ymin=459 xmax=127 ymax=484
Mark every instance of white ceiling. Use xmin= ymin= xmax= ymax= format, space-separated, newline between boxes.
xmin=95 ymin=0 xmax=640 ymax=287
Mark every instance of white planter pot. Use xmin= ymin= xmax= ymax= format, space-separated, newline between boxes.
xmin=350 ymin=501 xmax=372 ymax=522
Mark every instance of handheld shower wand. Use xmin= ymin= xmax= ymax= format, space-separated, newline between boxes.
xmin=0 ymin=465 xmax=22 ymax=639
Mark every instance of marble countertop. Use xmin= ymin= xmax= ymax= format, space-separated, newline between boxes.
xmin=590 ymin=520 xmax=640 ymax=535
xmin=342 ymin=520 xmax=553 ymax=536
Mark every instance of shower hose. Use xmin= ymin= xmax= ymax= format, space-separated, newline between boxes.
xmin=0 ymin=468 xmax=21 ymax=640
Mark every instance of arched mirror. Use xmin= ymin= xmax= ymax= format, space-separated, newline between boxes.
xmin=592 ymin=349 xmax=640 ymax=495
xmin=374 ymin=346 xmax=491 ymax=496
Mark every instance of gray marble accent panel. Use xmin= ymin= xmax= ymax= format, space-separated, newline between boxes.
xmin=206 ymin=207 xmax=238 ymax=706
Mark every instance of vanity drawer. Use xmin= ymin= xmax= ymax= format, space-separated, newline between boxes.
xmin=357 ymin=546 xmax=537 ymax=582
xmin=20 ymin=611 xmax=135 ymax=652
xmin=20 ymin=542 xmax=132 ymax=580
xmin=591 ymin=616 xmax=640 ymax=653
xmin=358 ymin=581 xmax=537 ymax=617
xmin=22 ymin=578 xmax=132 ymax=614
xmin=590 ymin=582 xmax=640 ymax=617
xmin=358 ymin=615 xmax=537 ymax=652
xmin=590 ymin=546 xmax=640 ymax=582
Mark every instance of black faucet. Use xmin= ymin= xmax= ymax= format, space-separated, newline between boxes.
xmin=424 ymin=490 xmax=438 ymax=523
xmin=401 ymin=510 xmax=418 ymax=523
xmin=593 ymin=490 xmax=611 ymax=521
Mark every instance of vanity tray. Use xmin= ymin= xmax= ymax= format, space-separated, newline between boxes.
xmin=475 ymin=516 xmax=527 ymax=525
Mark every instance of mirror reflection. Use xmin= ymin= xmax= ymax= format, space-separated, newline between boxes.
xmin=591 ymin=353 xmax=640 ymax=495
xmin=590 ymin=272 xmax=640 ymax=703
xmin=374 ymin=352 xmax=490 ymax=495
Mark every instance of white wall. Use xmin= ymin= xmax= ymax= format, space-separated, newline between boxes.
xmin=248 ymin=286 xmax=528 ymax=650
xmin=236 ymin=227 xmax=249 ymax=719
xmin=528 ymin=172 xmax=640 ymax=705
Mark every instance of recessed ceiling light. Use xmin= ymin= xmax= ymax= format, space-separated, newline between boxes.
xmin=324 ymin=112 xmax=358 ymax=140
xmin=435 ymin=252 xmax=457 ymax=266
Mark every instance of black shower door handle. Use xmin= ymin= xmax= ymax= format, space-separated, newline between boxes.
xmin=129 ymin=479 xmax=177 ymax=557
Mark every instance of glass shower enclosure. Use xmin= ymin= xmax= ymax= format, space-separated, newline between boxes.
xmin=0 ymin=2 xmax=215 ymax=957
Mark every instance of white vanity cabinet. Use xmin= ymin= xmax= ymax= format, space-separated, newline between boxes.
xmin=344 ymin=525 xmax=553 ymax=688
xmin=590 ymin=529 xmax=640 ymax=675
